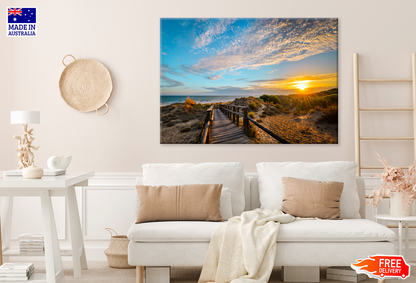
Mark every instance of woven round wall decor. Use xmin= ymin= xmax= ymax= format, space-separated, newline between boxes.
xmin=59 ymin=54 xmax=112 ymax=115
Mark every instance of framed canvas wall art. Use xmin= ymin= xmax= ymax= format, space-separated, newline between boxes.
xmin=160 ymin=18 xmax=338 ymax=144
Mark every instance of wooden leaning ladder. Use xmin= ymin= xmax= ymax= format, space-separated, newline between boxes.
xmin=353 ymin=53 xmax=416 ymax=176
xmin=354 ymin=53 xmax=416 ymax=283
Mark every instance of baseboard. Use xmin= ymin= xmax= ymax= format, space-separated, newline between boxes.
xmin=85 ymin=247 xmax=109 ymax=261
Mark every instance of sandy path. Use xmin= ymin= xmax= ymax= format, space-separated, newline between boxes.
xmin=251 ymin=114 xmax=337 ymax=144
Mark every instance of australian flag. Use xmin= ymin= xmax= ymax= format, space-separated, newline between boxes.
xmin=8 ymin=8 xmax=36 ymax=24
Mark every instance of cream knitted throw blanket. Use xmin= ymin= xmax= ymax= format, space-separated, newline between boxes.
xmin=198 ymin=209 xmax=295 ymax=283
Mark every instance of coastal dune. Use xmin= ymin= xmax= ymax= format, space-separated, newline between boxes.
xmin=252 ymin=113 xmax=337 ymax=144
xmin=160 ymin=89 xmax=338 ymax=144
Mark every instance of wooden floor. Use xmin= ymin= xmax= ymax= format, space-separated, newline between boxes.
xmin=210 ymin=109 xmax=251 ymax=144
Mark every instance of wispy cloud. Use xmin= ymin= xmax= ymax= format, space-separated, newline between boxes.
xmin=194 ymin=18 xmax=236 ymax=49
xmin=162 ymin=52 xmax=168 ymax=55
xmin=186 ymin=18 xmax=337 ymax=75
xmin=202 ymin=86 xmax=253 ymax=95
xmin=179 ymin=64 xmax=200 ymax=75
xmin=161 ymin=64 xmax=187 ymax=78
xmin=285 ymin=73 xmax=338 ymax=83
xmin=235 ymin=78 xmax=249 ymax=81
xmin=248 ymin=73 xmax=337 ymax=84
xmin=205 ymin=74 xmax=223 ymax=80
xmin=248 ymin=78 xmax=286 ymax=83
xmin=161 ymin=75 xmax=184 ymax=88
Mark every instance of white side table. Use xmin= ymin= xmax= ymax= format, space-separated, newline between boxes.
xmin=0 ymin=172 xmax=94 ymax=283
xmin=375 ymin=214 xmax=416 ymax=265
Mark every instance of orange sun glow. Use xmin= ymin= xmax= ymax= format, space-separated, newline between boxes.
xmin=296 ymin=82 xmax=308 ymax=90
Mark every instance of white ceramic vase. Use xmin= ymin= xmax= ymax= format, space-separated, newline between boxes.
xmin=390 ymin=192 xmax=412 ymax=216
xmin=22 ymin=165 xmax=44 ymax=179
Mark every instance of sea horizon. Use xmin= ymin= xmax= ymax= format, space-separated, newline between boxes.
xmin=160 ymin=95 xmax=260 ymax=106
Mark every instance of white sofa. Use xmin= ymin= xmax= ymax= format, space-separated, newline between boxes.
xmin=128 ymin=164 xmax=396 ymax=283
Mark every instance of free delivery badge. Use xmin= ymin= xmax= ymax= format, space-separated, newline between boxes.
xmin=352 ymin=255 xmax=411 ymax=280
xmin=7 ymin=7 xmax=37 ymax=37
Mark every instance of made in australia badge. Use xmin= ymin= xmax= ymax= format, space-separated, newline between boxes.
xmin=7 ymin=7 xmax=37 ymax=37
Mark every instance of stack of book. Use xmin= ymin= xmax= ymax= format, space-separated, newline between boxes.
xmin=18 ymin=234 xmax=45 ymax=256
xmin=4 ymin=169 xmax=65 ymax=178
xmin=0 ymin=263 xmax=34 ymax=281
xmin=327 ymin=266 xmax=367 ymax=282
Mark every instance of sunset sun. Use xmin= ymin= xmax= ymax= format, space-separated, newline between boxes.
xmin=296 ymin=82 xmax=308 ymax=90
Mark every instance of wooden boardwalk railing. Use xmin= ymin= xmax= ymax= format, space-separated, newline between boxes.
xmin=219 ymin=104 xmax=290 ymax=144
xmin=210 ymin=109 xmax=251 ymax=144
xmin=200 ymin=105 xmax=250 ymax=144
xmin=199 ymin=104 xmax=290 ymax=144
xmin=200 ymin=105 xmax=214 ymax=144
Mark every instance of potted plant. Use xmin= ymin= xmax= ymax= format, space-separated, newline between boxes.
xmin=367 ymin=153 xmax=416 ymax=216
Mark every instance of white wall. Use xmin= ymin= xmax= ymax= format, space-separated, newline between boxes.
xmin=1 ymin=0 xmax=416 ymax=173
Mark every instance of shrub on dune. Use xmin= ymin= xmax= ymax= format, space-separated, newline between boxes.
xmin=184 ymin=96 xmax=196 ymax=111
xmin=249 ymin=124 xmax=257 ymax=137
xmin=317 ymin=105 xmax=338 ymax=124
xmin=249 ymin=102 xmax=257 ymax=110
xmin=185 ymin=96 xmax=196 ymax=105
xmin=260 ymin=94 xmax=280 ymax=105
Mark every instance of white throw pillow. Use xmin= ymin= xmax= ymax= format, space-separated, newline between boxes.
xmin=256 ymin=161 xmax=360 ymax=219
xmin=142 ymin=162 xmax=245 ymax=216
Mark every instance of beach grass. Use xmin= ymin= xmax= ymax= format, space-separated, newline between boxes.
xmin=160 ymin=88 xmax=338 ymax=144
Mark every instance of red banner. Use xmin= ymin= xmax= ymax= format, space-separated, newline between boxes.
xmin=351 ymin=255 xmax=410 ymax=280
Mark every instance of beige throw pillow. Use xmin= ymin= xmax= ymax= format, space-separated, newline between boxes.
xmin=281 ymin=177 xmax=343 ymax=219
xmin=135 ymin=184 xmax=224 ymax=223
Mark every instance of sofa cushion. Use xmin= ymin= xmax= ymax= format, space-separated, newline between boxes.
xmin=127 ymin=219 xmax=396 ymax=243
xmin=135 ymin=184 xmax=224 ymax=223
xmin=142 ymin=163 xmax=245 ymax=216
xmin=257 ymin=161 xmax=360 ymax=219
xmin=281 ymin=177 xmax=343 ymax=219
xmin=277 ymin=219 xmax=396 ymax=242
xmin=128 ymin=221 xmax=224 ymax=242
xmin=134 ymin=182 xmax=234 ymax=220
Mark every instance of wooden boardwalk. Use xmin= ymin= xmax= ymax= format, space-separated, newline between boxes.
xmin=210 ymin=109 xmax=251 ymax=144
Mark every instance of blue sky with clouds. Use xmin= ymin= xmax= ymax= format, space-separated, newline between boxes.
xmin=161 ymin=18 xmax=338 ymax=96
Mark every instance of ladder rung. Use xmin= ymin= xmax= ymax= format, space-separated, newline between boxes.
xmin=359 ymin=79 xmax=413 ymax=82
xmin=361 ymin=166 xmax=409 ymax=169
xmin=360 ymin=136 xmax=414 ymax=140
xmin=359 ymin=108 xmax=414 ymax=111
